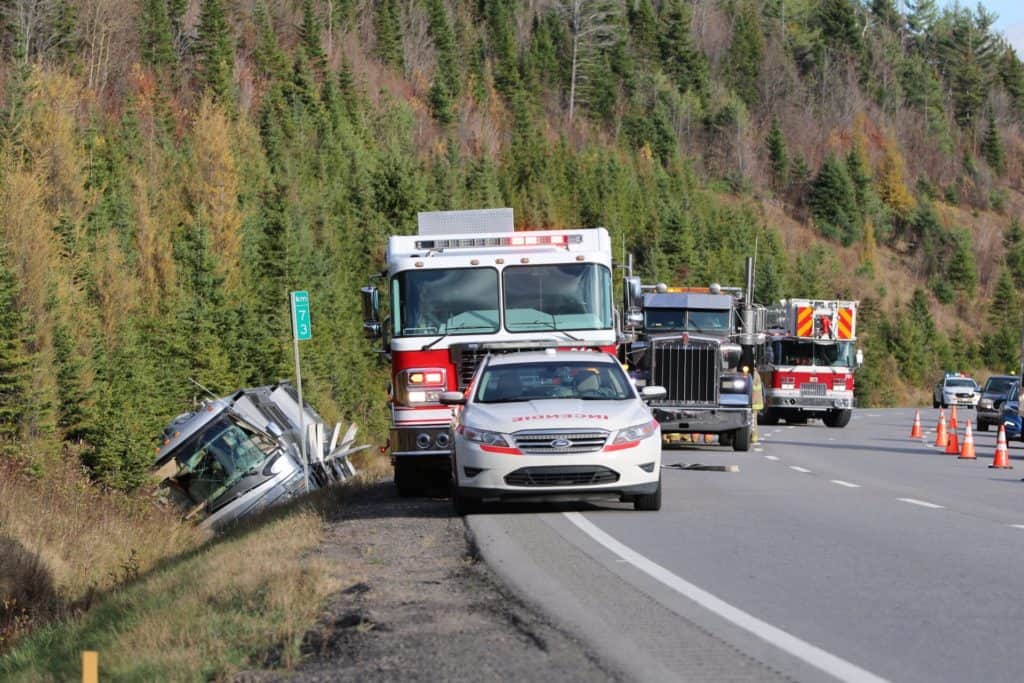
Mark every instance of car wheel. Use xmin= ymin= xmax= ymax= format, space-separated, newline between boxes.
xmin=977 ymin=421 xmax=988 ymax=432
xmin=634 ymin=476 xmax=662 ymax=511
xmin=933 ymin=398 xmax=939 ymax=409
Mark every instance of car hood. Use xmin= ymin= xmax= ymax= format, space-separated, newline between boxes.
xmin=464 ymin=399 xmax=652 ymax=434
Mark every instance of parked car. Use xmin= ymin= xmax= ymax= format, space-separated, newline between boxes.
xmin=441 ymin=349 xmax=666 ymax=514
xmin=1001 ymin=385 xmax=1022 ymax=440
xmin=977 ymin=375 xmax=1019 ymax=431
xmin=932 ymin=373 xmax=979 ymax=409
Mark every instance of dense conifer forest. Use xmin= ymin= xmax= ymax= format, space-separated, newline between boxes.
xmin=1 ymin=0 xmax=1023 ymax=488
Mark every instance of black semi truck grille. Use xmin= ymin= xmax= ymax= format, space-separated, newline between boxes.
xmin=649 ymin=341 xmax=719 ymax=406
xmin=504 ymin=466 xmax=619 ymax=487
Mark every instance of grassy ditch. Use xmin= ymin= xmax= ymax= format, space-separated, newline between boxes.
xmin=0 ymin=455 xmax=390 ymax=681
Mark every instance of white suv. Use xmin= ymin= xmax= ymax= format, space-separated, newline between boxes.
xmin=932 ymin=374 xmax=979 ymax=409
xmin=442 ymin=349 xmax=666 ymax=514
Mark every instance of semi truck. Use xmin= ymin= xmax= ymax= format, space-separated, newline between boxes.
xmin=758 ymin=298 xmax=862 ymax=427
xmin=360 ymin=208 xmax=618 ymax=496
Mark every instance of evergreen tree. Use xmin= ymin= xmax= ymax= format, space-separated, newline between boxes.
xmin=724 ymin=0 xmax=764 ymax=108
xmin=194 ymin=0 xmax=235 ymax=103
xmin=253 ymin=2 xmax=289 ymax=82
xmin=765 ymin=116 xmax=788 ymax=192
xmin=53 ymin=323 xmax=91 ymax=442
xmin=809 ymin=154 xmax=859 ymax=245
xmin=942 ymin=6 xmax=999 ymax=130
xmin=140 ymin=0 xmax=176 ymax=70
xmin=1004 ymin=217 xmax=1024 ymax=288
xmin=870 ymin=0 xmax=901 ymax=31
xmin=814 ymin=0 xmax=863 ymax=55
xmin=998 ymin=49 xmax=1024 ymax=118
xmin=426 ymin=0 xmax=459 ymax=124
xmin=374 ymin=0 xmax=404 ymax=68
xmin=946 ymin=229 xmax=978 ymax=293
xmin=981 ymin=116 xmax=1005 ymax=174
xmin=0 ymin=244 xmax=32 ymax=454
xmin=658 ymin=0 xmax=709 ymax=100
xmin=628 ymin=0 xmax=658 ymax=63
xmin=299 ymin=0 xmax=327 ymax=70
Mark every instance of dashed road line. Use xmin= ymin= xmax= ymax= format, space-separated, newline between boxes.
xmin=897 ymin=498 xmax=944 ymax=509
xmin=1010 ymin=525 xmax=1024 ymax=530
xmin=764 ymin=455 xmax=780 ymax=461
xmin=830 ymin=480 xmax=861 ymax=488
xmin=789 ymin=466 xmax=812 ymax=473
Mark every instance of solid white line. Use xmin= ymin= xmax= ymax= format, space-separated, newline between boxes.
xmin=789 ymin=466 xmax=812 ymax=473
xmin=1010 ymin=525 xmax=1024 ymax=530
xmin=563 ymin=513 xmax=889 ymax=683
xmin=764 ymin=455 xmax=779 ymax=461
xmin=897 ymin=498 xmax=944 ymax=509
xmin=830 ymin=480 xmax=861 ymax=488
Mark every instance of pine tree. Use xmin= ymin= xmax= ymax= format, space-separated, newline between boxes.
xmin=299 ymin=0 xmax=327 ymax=70
xmin=140 ymin=0 xmax=176 ymax=70
xmin=374 ymin=0 xmax=404 ymax=68
xmin=815 ymin=0 xmax=863 ymax=55
xmin=426 ymin=0 xmax=458 ymax=124
xmin=724 ymin=0 xmax=764 ymax=108
xmin=946 ymin=229 xmax=978 ymax=294
xmin=658 ymin=0 xmax=709 ymax=100
xmin=253 ymin=2 xmax=289 ymax=82
xmin=809 ymin=154 xmax=859 ymax=245
xmin=998 ymin=49 xmax=1024 ymax=118
xmin=1004 ymin=217 xmax=1024 ymax=288
xmin=765 ymin=117 xmax=788 ymax=192
xmin=53 ymin=323 xmax=91 ymax=442
xmin=980 ymin=116 xmax=1005 ymax=174
xmin=0 ymin=244 xmax=31 ymax=455
xmin=194 ymin=0 xmax=235 ymax=103
xmin=628 ymin=0 xmax=658 ymax=63
xmin=870 ymin=0 xmax=901 ymax=30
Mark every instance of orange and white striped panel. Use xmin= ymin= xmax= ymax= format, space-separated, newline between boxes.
xmin=837 ymin=308 xmax=854 ymax=339
xmin=796 ymin=306 xmax=813 ymax=337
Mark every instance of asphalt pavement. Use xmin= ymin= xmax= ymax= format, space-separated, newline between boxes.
xmin=468 ymin=408 xmax=1024 ymax=683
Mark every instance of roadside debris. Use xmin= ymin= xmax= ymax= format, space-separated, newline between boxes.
xmin=661 ymin=463 xmax=740 ymax=473
xmin=151 ymin=382 xmax=368 ymax=530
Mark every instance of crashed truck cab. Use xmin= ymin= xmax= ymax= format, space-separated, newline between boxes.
xmin=152 ymin=383 xmax=325 ymax=531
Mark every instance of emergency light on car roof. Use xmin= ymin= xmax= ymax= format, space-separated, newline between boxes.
xmin=414 ymin=234 xmax=584 ymax=250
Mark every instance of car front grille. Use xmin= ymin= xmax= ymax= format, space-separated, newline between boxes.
xmin=504 ymin=466 xmax=620 ymax=487
xmin=648 ymin=340 xmax=719 ymax=407
xmin=512 ymin=430 xmax=609 ymax=454
xmin=800 ymin=383 xmax=827 ymax=397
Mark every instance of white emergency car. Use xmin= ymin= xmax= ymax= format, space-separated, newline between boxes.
xmin=441 ymin=349 xmax=666 ymax=514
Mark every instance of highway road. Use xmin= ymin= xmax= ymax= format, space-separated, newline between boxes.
xmin=468 ymin=408 xmax=1024 ymax=683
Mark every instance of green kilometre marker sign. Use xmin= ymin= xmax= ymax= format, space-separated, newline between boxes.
xmin=290 ymin=291 xmax=311 ymax=491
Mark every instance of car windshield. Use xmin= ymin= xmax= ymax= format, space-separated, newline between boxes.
xmin=172 ymin=416 xmax=278 ymax=504
xmin=983 ymin=378 xmax=1016 ymax=393
xmin=503 ymin=263 xmax=613 ymax=332
xmin=392 ymin=268 xmax=500 ymax=337
xmin=645 ymin=308 xmax=731 ymax=334
xmin=772 ymin=340 xmax=854 ymax=367
xmin=946 ymin=379 xmax=976 ymax=389
xmin=475 ymin=360 xmax=634 ymax=403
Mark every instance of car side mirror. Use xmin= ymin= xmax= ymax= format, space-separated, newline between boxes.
xmin=641 ymin=386 xmax=667 ymax=401
xmin=439 ymin=391 xmax=466 ymax=405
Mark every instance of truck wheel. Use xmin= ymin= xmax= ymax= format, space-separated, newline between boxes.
xmin=977 ymin=421 xmax=988 ymax=432
xmin=758 ymin=409 xmax=779 ymax=426
xmin=732 ymin=426 xmax=751 ymax=451
xmin=823 ymin=409 xmax=852 ymax=428
xmin=634 ymin=476 xmax=662 ymax=511
xmin=394 ymin=460 xmax=421 ymax=497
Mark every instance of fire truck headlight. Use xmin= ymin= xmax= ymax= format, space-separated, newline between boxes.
xmin=395 ymin=368 xmax=447 ymax=405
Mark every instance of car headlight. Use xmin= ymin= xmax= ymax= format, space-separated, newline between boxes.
xmin=613 ymin=420 xmax=659 ymax=444
xmin=460 ymin=424 xmax=512 ymax=447
xmin=979 ymin=399 xmax=993 ymax=409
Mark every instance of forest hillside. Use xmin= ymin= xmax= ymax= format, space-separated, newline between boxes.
xmin=0 ymin=0 xmax=1022 ymax=489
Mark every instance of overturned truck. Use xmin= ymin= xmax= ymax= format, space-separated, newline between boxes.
xmin=152 ymin=382 xmax=364 ymax=530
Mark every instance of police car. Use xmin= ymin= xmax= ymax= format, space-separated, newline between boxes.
xmin=441 ymin=349 xmax=666 ymax=514
xmin=932 ymin=372 xmax=980 ymax=409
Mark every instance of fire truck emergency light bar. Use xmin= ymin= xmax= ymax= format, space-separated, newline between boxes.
xmin=414 ymin=234 xmax=584 ymax=250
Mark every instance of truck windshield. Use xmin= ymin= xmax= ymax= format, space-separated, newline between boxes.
xmin=392 ymin=268 xmax=500 ymax=337
xmin=503 ymin=263 xmax=612 ymax=332
xmin=645 ymin=308 xmax=730 ymax=334
xmin=173 ymin=416 xmax=278 ymax=503
xmin=476 ymin=361 xmax=633 ymax=402
xmin=773 ymin=340 xmax=854 ymax=367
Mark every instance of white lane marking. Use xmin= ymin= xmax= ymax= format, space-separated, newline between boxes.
xmin=563 ymin=513 xmax=889 ymax=683
xmin=897 ymin=498 xmax=944 ymax=509
xmin=830 ymin=480 xmax=861 ymax=488
xmin=789 ymin=466 xmax=812 ymax=473
xmin=1010 ymin=525 xmax=1024 ymax=530
xmin=754 ymin=447 xmax=764 ymax=452
xmin=764 ymin=455 xmax=780 ymax=461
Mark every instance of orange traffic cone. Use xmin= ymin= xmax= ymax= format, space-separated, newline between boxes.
xmin=934 ymin=409 xmax=948 ymax=447
xmin=944 ymin=423 xmax=960 ymax=455
xmin=990 ymin=425 xmax=1013 ymax=469
xmin=910 ymin=410 xmax=923 ymax=439
xmin=958 ymin=420 xmax=976 ymax=459
xmin=950 ymin=405 xmax=958 ymax=431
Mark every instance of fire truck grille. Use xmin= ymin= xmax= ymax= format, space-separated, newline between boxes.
xmin=800 ymin=383 xmax=827 ymax=397
xmin=512 ymin=430 xmax=609 ymax=454
xmin=504 ymin=466 xmax=619 ymax=487
xmin=649 ymin=341 xmax=719 ymax=406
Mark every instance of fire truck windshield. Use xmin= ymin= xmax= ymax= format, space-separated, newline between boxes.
xmin=392 ymin=268 xmax=500 ymax=337
xmin=503 ymin=263 xmax=612 ymax=332
xmin=773 ymin=340 xmax=855 ymax=367
xmin=645 ymin=308 xmax=730 ymax=334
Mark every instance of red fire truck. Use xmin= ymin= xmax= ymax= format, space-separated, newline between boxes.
xmin=360 ymin=208 xmax=618 ymax=495
xmin=758 ymin=298 xmax=862 ymax=428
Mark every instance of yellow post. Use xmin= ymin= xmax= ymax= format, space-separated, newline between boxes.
xmin=82 ymin=651 xmax=98 ymax=683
